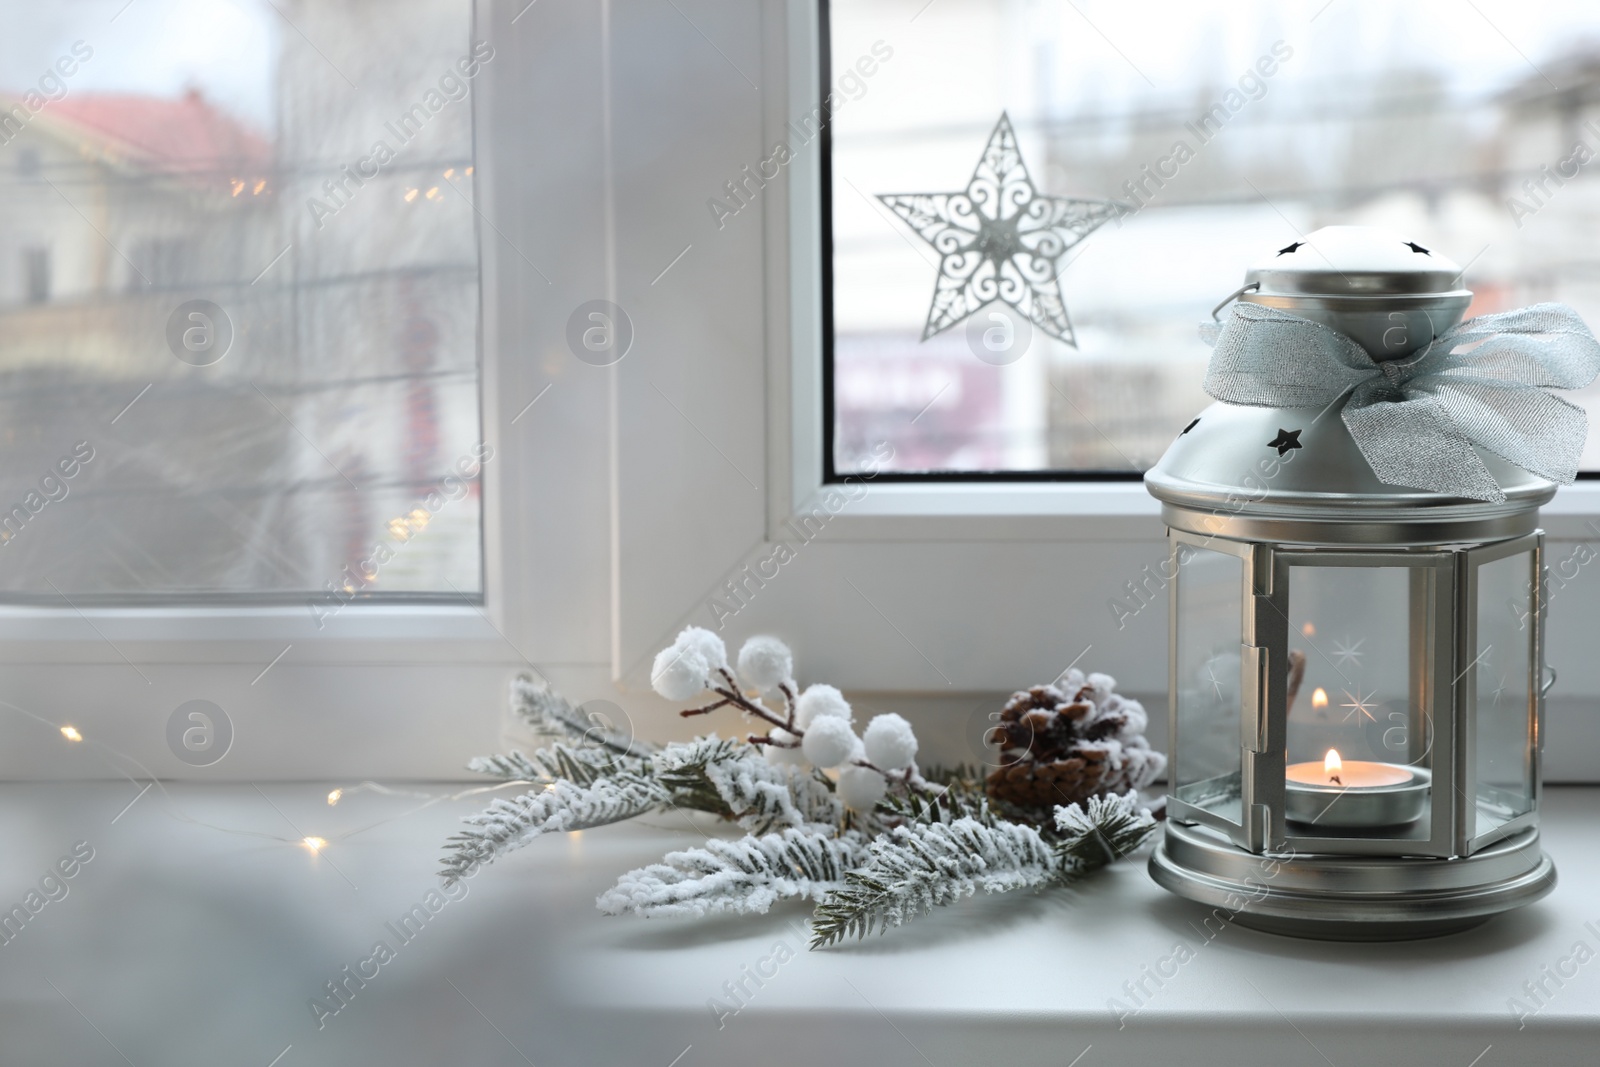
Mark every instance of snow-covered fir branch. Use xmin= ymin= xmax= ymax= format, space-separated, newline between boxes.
xmin=597 ymin=828 xmax=871 ymax=918
xmin=466 ymin=741 xmax=649 ymax=786
xmin=878 ymin=781 xmax=986 ymax=826
xmin=809 ymin=791 xmax=1159 ymax=949
xmin=654 ymin=737 xmax=843 ymax=834
xmin=1053 ymin=791 xmax=1159 ymax=874
xmin=510 ymin=673 xmax=651 ymax=757
xmin=808 ymin=816 xmax=1059 ymax=949
xmin=441 ymin=773 xmax=667 ymax=883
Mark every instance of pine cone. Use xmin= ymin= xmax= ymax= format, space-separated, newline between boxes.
xmin=984 ymin=671 xmax=1165 ymax=818
xmin=986 ymin=755 xmax=1108 ymax=810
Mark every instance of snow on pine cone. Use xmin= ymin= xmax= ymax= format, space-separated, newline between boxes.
xmin=984 ymin=670 xmax=1165 ymax=814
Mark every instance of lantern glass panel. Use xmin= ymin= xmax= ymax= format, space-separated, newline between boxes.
xmin=1284 ymin=564 xmax=1434 ymax=841
xmin=1472 ymin=550 xmax=1536 ymax=841
xmin=1173 ymin=544 xmax=1245 ymax=826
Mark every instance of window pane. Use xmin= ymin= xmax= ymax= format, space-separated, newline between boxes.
xmin=0 ymin=0 xmax=482 ymax=600
xmin=1174 ymin=544 xmax=1243 ymax=825
xmin=828 ymin=0 xmax=1600 ymax=474
xmin=1473 ymin=551 xmax=1536 ymax=841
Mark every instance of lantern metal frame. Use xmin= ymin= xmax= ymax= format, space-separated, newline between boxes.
xmin=1149 ymin=464 xmax=1557 ymax=940
xmin=1162 ymin=528 xmax=1545 ymax=852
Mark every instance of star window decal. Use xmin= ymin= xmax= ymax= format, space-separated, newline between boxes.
xmin=877 ymin=113 xmax=1120 ymax=346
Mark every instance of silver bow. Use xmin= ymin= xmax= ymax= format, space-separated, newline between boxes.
xmin=1201 ymin=301 xmax=1600 ymax=503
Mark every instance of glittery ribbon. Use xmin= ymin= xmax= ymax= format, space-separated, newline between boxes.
xmin=1200 ymin=301 xmax=1600 ymax=502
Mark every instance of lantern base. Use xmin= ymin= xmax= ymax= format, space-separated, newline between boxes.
xmin=1149 ymin=820 xmax=1557 ymax=942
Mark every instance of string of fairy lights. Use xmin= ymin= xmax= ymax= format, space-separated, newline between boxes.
xmin=24 ymin=702 xmax=535 ymax=860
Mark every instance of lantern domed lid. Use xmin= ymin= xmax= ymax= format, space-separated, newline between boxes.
xmin=1145 ymin=401 xmax=1554 ymax=544
xmin=1245 ymin=225 xmax=1470 ymax=301
xmin=1236 ymin=226 xmax=1474 ymax=358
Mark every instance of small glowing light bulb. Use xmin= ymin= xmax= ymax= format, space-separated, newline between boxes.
xmin=60 ymin=725 xmax=83 ymax=742
xmin=1311 ymin=687 xmax=1329 ymax=709
xmin=302 ymin=836 xmax=327 ymax=853
xmin=327 ymin=789 xmax=342 ymax=806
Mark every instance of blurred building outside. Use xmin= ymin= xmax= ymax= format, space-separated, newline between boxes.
xmin=0 ymin=0 xmax=482 ymax=599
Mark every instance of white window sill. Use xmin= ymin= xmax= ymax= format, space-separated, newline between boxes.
xmin=803 ymin=479 xmax=1600 ymax=543
xmin=0 ymin=603 xmax=508 ymax=662
xmin=15 ymin=780 xmax=1592 ymax=1061
xmin=801 ymin=481 xmax=1163 ymax=542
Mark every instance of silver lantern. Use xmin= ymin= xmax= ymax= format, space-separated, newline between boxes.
xmin=1145 ymin=226 xmax=1558 ymax=940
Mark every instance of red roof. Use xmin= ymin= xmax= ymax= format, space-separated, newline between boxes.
xmin=39 ymin=89 xmax=271 ymax=178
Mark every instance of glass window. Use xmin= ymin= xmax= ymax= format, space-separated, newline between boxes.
xmin=1174 ymin=544 xmax=1244 ymax=825
xmin=1473 ymin=551 xmax=1537 ymax=841
xmin=0 ymin=0 xmax=483 ymax=601
xmin=826 ymin=0 xmax=1600 ymax=476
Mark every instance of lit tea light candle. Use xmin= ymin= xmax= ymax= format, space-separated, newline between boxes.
xmin=1289 ymin=748 xmax=1412 ymax=788
xmin=1285 ymin=749 xmax=1430 ymax=828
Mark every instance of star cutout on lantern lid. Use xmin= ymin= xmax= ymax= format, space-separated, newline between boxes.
xmin=1268 ymin=428 xmax=1303 ymax=456
xmin=876 ymin=112 xmax=1121 ymax=346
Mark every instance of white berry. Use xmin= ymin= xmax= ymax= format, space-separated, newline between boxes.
xmin=650 ymin=644 xmax=709 ymax=702
xmin=794 ymin=684 xmax=852 ymax=728
xmin=862 ymin=713 xmax=918 ymax=770
xmin=737 ymin=635 xmax=794 ymax=691
xmin=676 ymin=627 xmax=728 ymax=672
xmin=800 ymin=715 xmax=857 ymax=769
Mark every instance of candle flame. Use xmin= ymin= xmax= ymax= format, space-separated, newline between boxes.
xmin=1311 ymin=687 xmax=1329 ymax=709
xmin=1324 ymin=749 xmax=1343 ymax=780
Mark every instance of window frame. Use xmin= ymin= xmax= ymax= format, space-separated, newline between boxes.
xmin=0 ymin=0 xmax=551 ymax=781
xmin=789 ymin=0 xmax=1600 ymax=531
xmin=815 ymin=0 xmax=1144 ymax=487
xmin=785 ymin=0 xmax=1177 ymax=541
